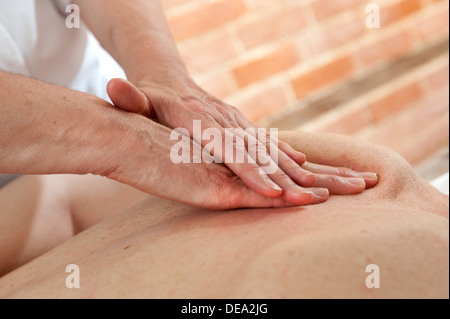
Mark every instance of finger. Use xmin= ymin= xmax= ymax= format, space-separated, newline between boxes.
xmin=207 ymin=125 xmax=322 ymax=204
xmin=228 ymin=186 xmax=292 ymax=209
xmin=232 ymin=126 xmax=316 ymax=187
xmin=184 ymin=120 xmax=283 ymax=198
xmin=228 ymin=161 xmax=284 ymax=198
xmin=235 ymin=188 xmax=328 ymax=208
xmin=235 ymin=120 xmax=313 ymax=188
xmin=267 ymin=168 xmax=330 ymax=205
xmin=222 ymin=178 xmax=326 ymax=209
xmin=194 ymin=120 xmax=322 ymax=203
xmin=258 ymin=130 xmax=314 ymax=186
xmin=302 ymin=162 xmax=378 ymax=189
xmin=271 ymin=149 xmax=317 ymax=187
xmin=107 ymin=78 xmax=150 ymax=116
xmin=204 ymin=127 xmax=284 ymax=198
xmin=312 ymin=174 xmax=366 ymax=195
xmin=231 ymin=128 xmax=326 ymax=205
xmin=238 ymin=117 xmax=306 ymax=166
xmin=277 ymin=139 xmax=307 ymax=166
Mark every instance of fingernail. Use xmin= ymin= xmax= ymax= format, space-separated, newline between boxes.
xmin=266 ymin=179 xmax=282 ymax=191
xmin=359 ymin=173 xmax=378 ymax=180
xmin=312 ymin=188 xmax=329 ymax=198
xmin=347 ymin=178 xmax=366 ymax=187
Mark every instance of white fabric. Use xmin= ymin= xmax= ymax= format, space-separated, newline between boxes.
xmin=0 ymin=0 xmax=125 ymax=101
xmin=431 ymin=173 xmax=450 ymax=196
xmin=0 ymin=0 xmax=125 ymax=188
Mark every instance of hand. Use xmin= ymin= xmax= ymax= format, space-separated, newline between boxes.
xmin=71 ymin=0 xmax=378 ymax=207
xmin=106 ymin=116 xmax=329 ymax=209
xmin=107 ymin=78 xmax=379 ymax=207
xmin=103 ymin=109 xmax=378 ymax=210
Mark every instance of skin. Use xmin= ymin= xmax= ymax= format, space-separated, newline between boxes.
xmin=0 ymin=132 xmax=447 ymax=299
xmin=0 ymin=70 xmax=376 ymax=209
xmin=72 ymin=0 xmax=377 ymax=200
xmin=1 ymin=0 xmax=378 ymax=209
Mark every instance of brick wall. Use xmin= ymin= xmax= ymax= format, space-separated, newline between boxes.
xmin=162 ymin=0 xmax=449 ymax=179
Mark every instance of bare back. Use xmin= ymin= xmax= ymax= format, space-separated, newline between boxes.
xmin=0 ymin=132 xmax=448 ymax=298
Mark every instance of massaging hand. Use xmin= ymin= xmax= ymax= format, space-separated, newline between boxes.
xmin=0 ymin=71 xmax=376 ymax=210
xmin=109 ymin=119 xmax=325 ymax=209
xmin=71 ymin=0 xmax=378 ymax=207
xmin=107 ymin=78 xmax=379 ymax=207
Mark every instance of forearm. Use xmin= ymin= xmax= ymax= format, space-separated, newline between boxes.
xmin=0 ymin=71 xmax=131 ymax=176
xmin=74 ymin=0 xmax=189 ymax=83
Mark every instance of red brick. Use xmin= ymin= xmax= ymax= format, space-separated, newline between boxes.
xmin=291 ymin=56 xmax=355 ymax=98
xmin=369 ymin=82 xmax=424 ymax=122
xmin=318 ymin=106 xmax=373 ymax=135
xmin=359 ymin=32 xmax=411 ymax=66
xmin=428 ymin=65 xmax=450 ymax=89
xmin=364 ymin=112 xmax=449 ymax=165
xmin=417 ymin=10 xmax=450 ymax=41
xmin=180 ymin=30 xmax=237 ymax=74
xmin=232 ymin=44 xmax=300 ymax=88
xmin=312 ymin=0 xmax=361 ymax=21
xmin=238 ymin=7 xmax=307 ymax=49
xmin=366 ymin=90 xmax=448 ymax=143
xmin=233 ymin=86 xmax=288 ymax=122
xmin=307 ymin=18 xmax=365 ymax=56
xmin=381 ymin=0 xmax=423 ymax=26
xmin=247 ymin=0 xmax=293 ymax=10
xmin=401 ymin=114 xmax=449 ymax=165
xmin=161 ymin=0 xmax=446 ymax=162
xmin=168 ymin=0 xmax=246 ymax=41
xmin=161 ymin=0 xmax=192 ymax=11
xmin=358 ymin=89 xmax=449 ymax=164
xmin=196 ymin=71 xmax=233 ymax=100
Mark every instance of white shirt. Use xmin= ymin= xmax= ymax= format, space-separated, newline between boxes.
xmin=0 ymin=0 xmax=125 ymax=101
xmin=0 ymin=0 xmax=125 ymax=187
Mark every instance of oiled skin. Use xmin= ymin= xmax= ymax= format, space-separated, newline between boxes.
xmin=0 ymin=132 xmax=448 ymax=298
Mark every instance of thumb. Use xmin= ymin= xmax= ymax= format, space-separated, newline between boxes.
xmin=107 ymin=78 xmax=151 ymax=117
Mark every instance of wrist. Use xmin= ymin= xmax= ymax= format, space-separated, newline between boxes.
xmin=131 ymin=61 xmax=193 ymax=90
xmin=132 ymin=65 xmax=205 ymax=101
xmin=117 ymin=33 xmax=191 ymax=86
xmin=78 ymin=99 xmax=144 ymax=177
xmin=88 ymin=106 xmax=161 ymax=192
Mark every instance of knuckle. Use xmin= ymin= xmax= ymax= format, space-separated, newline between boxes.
xmin=276 ymin=171 xmax=291 ymax=181
xmin=215 ymin=104 xmax=240 ymax=124
xmin=181 ymin=95 xmax=204 ymax=109
xmin=325 ymin=175 xmax=340 ymax=186
xmin=336 ymin=167 xmax=351 ymax=177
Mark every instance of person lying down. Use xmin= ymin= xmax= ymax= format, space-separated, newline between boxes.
xmin=0 ymin=131 xmax=448 ymax=299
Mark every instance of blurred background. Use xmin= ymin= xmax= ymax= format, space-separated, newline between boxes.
xmin=161 ymin=0 xmax=449 ymax=181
